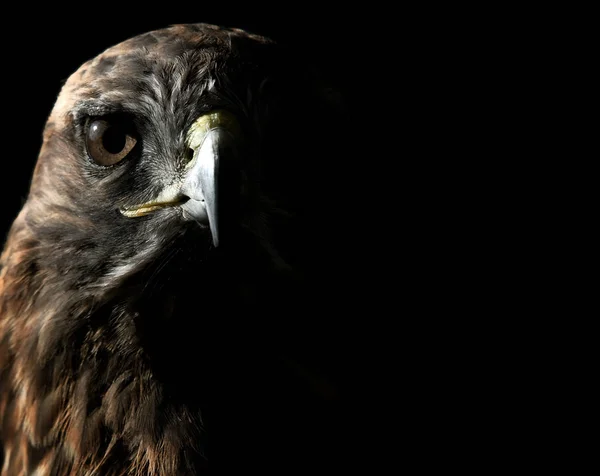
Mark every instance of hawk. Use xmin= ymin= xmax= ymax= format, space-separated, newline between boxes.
xmin=0 ymin=23 xmax=349 ymax=475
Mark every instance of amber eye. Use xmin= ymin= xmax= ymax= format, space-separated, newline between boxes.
xmin=86 ymin=118 xmax=137 ymax=166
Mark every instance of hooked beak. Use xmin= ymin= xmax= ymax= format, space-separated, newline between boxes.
xmin=180 ymin=110 xmax=242 ymax=247
xmin=119 ymin=110 xmax=242 ymax=248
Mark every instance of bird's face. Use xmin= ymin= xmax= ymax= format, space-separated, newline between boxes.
xmin=23 ymin=25 xmax=297 ymax=295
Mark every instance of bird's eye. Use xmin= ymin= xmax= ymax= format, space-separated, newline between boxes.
xmin=86 ymin=118 xmax=137 ymax=166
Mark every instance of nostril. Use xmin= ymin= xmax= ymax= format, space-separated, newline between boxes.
xmin=187 ymin=148 xmax=194 ymax=159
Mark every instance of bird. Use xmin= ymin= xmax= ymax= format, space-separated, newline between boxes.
xmin=0 ymin=23 xmax=352 ymax=475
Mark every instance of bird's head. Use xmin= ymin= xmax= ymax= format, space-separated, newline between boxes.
xmin=17 ymin=23 xmax=342 ymax=298
xmin=0 ymin=28 xmax=348 ymax=462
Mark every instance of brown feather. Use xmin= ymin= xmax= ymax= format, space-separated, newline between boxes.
xmin=1 ymin=21 xmax=344 ymax=475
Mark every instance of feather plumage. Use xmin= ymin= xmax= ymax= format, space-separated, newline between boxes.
xmin=0 ymin=23 xmax=349 ymax=475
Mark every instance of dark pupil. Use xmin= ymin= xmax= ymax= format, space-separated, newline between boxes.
xmin=102 ymin=126 xmax=126 ymax=154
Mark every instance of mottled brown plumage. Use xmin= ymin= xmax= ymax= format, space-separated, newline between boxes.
xmin=0 ymin=23 xmax=346 ymax=475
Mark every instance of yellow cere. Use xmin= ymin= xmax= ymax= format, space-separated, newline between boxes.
xmin=186 ymin=109 xmax=241 ymax=151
